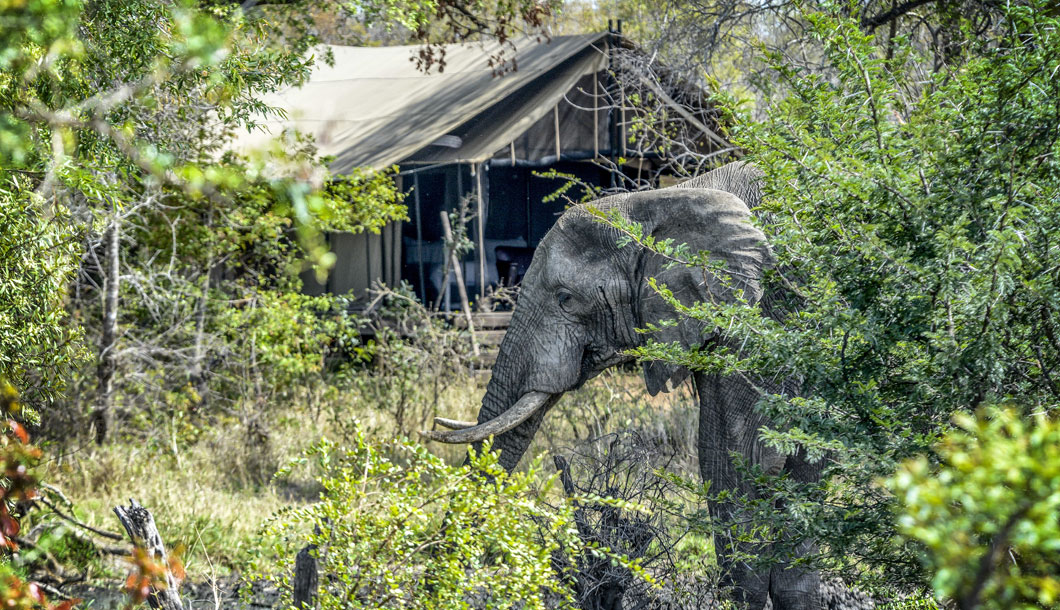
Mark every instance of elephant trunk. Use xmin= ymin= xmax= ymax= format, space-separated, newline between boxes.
xmin=472 ymin=294 xmax=565 ymax=470
xmin=423 ymin=288 xmax=570 ymax=471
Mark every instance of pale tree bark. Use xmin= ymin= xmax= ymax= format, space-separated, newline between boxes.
xmin=191 ymin=252 xmax=213 ymax=403
xmin=190 ymin=209 xmax=216 ymax=404
xmin=113 ymin=499 xmax=184 ymax=610
xmin=92 ymin=216 xmax=120 ymax=445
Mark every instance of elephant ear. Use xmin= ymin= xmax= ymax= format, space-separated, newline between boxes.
xmin=625 ymin=188 xmax=772 ymax=395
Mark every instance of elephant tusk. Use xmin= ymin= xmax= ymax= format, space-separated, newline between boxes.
xmin=421 ymin=391 xmax=552 ymax=444
xmin=434 ymin=417 xmax=477 ymax=430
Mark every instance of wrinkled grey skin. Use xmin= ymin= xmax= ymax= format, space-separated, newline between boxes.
xmin=472 ymin=162 xmax=823 ymax=610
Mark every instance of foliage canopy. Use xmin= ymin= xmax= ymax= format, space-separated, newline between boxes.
xmin=608 ymin=0 xmax=1060 ymax=598
xmin=890 ymin=408 xmax=1060 ymax=609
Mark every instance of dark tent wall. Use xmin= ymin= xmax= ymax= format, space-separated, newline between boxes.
xmin=400 ymin=161 xmax=608 ymax=307
xmin=402 ymin=164 xmax=475 ymax=306
xmin=486 ymin=163 xmax=611 ymax=247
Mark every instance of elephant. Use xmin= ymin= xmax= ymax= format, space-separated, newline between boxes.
xmin=425 ymin=162 xmax=823 ymax=610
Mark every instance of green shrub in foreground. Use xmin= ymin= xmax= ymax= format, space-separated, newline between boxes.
xmin=888 ymin=408 xmax=1060 ymax=610
xmin=255 ymin=429 xmax=652 ymax=610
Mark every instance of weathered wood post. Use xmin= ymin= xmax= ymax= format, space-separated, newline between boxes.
xmin=113 ymin=499 xmax=183 ymax=610
xmin=293 ymin=543 xmax=319 ymax=609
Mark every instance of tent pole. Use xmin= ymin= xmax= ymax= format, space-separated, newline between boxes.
xmin=476 ymin=163 xmax=487 ymax=306
xmin=391 ymin=176 xmax=402 ymax=287
xmin=619 ymin=74 xmax=626 ymax=158
xmin=454 ymin=165 xmax=463 ymax=311
xmin=593 ymin=72 xmax=600 ymax=159
xmin=365 ymin=229 xmax=372 ymax=298
xmin=554 ymin=105 xmax=561 ymax=161
xmin=413 ymin=173 xmax=426 ymax=304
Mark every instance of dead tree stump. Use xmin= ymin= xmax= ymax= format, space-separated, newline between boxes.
xmin=113 ymin=499 xmax=184 ymax=610
xmin=293 ymin=543 xmax=319 ymax=609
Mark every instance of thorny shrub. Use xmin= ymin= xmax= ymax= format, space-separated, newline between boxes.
xmin=551 ymin=432 xmax=715 ymax=610
xmin=251 ymin=426 xmax=653 ymax=610
xmin=336 ymin=283 xmax=478 ymax=440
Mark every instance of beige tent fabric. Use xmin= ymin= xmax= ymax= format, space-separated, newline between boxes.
xmin=231 ymin=34 xmax=609 ymax=173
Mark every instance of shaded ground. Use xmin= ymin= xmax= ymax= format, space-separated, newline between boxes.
xmin=69 ymin=579 xmax=278 ymax=610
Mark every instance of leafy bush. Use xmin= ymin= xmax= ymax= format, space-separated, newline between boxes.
xmin=0 ymin=194 xmax=85 ymax=415
xmin=889 ymin=408 xmax=1060 ymax=610
xmin=0 ymin=381 xmax=80 ymax=610
xmin=254 ymin=428 xmax=651 ymax=610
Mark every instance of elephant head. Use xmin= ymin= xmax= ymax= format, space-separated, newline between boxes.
xmin=425 ymin=162 xmax=770 ymax=471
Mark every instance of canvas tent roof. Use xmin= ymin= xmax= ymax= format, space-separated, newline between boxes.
xmin=231 ymin=33 xmax=610 ymax=173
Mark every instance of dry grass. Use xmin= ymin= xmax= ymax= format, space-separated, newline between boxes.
xmin=38 ymin=424 xmax=303 ymax=578
xmin=36 ymin=367 xmax=699 ymax=583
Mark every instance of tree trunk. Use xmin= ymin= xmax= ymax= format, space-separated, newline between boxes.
xmin=113 ymin=499 xmax=184 ymax=610
xmin=92 ymin=217 xmax=120 ymax=445
xmin=191 ymin=256 xmax=213 ymax=405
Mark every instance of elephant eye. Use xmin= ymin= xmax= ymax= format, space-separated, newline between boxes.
xmin=556 ymin=290 xmax=574 ymax=309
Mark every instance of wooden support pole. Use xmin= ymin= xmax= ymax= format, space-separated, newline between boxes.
xmin=593 ymin=73 xmax=600 ymax=159
xmin=413 ymin=173 xmax=426 ymax=302
xmin=619 ymin=79 xmax=626 ymax=158
xmin=440 ymin=211 xmax=479 ymax=357
xmin=475 ymin=163 xmax=486 ymax=306
xmin=554 ymin=104 xmax=561 ymax=161
xmin=113 ymin=500 xmax=184 ymax=610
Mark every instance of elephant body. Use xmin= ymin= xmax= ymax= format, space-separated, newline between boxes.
xmin=430 ymin=162 xmax=823 ymax=609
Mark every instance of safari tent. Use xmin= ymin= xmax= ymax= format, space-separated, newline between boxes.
xmin=235 ymin=30 xmax=728 ymax=308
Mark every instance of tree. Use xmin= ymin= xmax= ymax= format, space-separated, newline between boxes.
xmin=0 ymin=195 xmax=83 ymax=416
xmin=600 ymin=0 xmax=1023 ymax=92
xmin=0 ymin=0 xmax=412 ymax=437
xmin=610 ymin=0 xmax=1060 ymax=596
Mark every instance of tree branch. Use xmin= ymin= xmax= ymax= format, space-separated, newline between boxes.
xmin=861 ymin=0 xmax=937 ymax=29
xmin=958 ymin=502 xmax=1031 ymax=610
xmin=38 ymin=496 xmax=124 ymax=541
